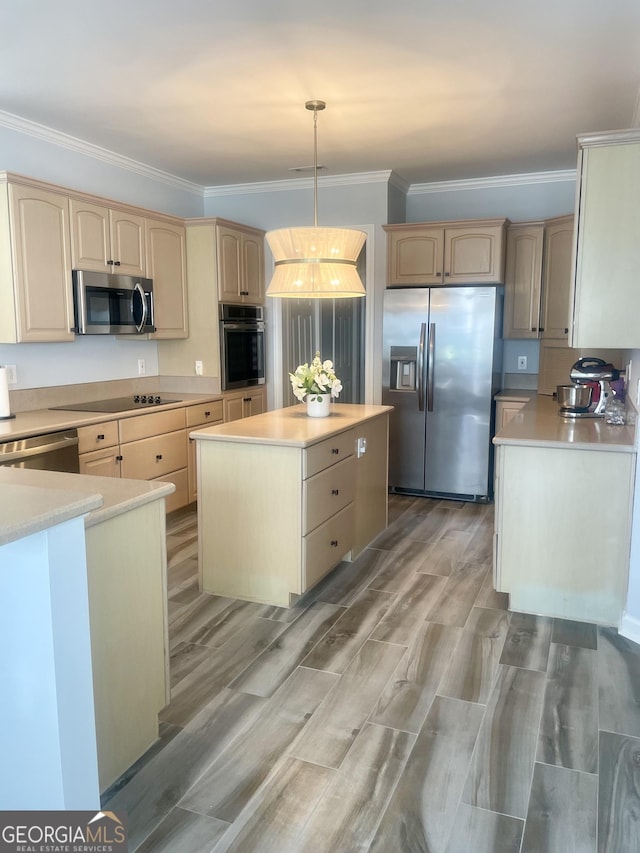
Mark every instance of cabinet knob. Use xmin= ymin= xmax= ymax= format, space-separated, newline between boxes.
xmin=97 ymin=434 xmax=105 ymax=440
xmin=331 ymin=448 xmax=339 ymax=454
xmin=330 ymin=540 xmax=339 ymax=547
xmin=531 ymin=327 xmax=537 ymax=332
xmin=116 ymin=455 xmax=123 ymax=461
xmin=436 ymin=271 xmax=442 ymax=277
xmin=107 ymin=259 xmax=114 ymax=266
xmin=331 ymin=489 xmax=339 ymax=496
xmin=114 ymin=260 xmax=121 ymax=266
xmin=539 ymin=327 xmax=544 ymax=332
xmin=243 ymin=397 xmax=251 ymax=402
xmin=564 ymin=328 xmax=569 ymax=334
xmin=156 ymin=454 xmax=163 ymax=461
xmin=444 ymin=272 xmax=450 ymax=277
xmin=204 ymin=411 xmax=211 ymax=417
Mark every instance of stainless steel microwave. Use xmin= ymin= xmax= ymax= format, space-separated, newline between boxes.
xmin=72 ymin=270 xmax=155 ymax=334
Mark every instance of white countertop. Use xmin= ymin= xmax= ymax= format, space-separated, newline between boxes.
xmin=493 ymin=394 xmax=636 ymax=452
xmin=191 ymin=403 xmax=393 ymax=448
xmin=0 ymin=393 xmax=222 ymax=442
xmin=494 ymin=388 xmax=536 ymax=402
xmin=0 ymin=469 xmax=174 ymax=546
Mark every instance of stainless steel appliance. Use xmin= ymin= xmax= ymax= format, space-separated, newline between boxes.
xmin=382 ymin=286 xmax=502 ymax=502
xmin=50 ymin=395 xmax=180 ymax=414
xmin=0 ymin=430 xmax=79 ymax=472
xmin=219 ymin=303 xmax=266 ymax=390
xmin=557 ymin=357 xmax=621 ymax=418
xmin=73 ymin=270 xmax=155 ymax=334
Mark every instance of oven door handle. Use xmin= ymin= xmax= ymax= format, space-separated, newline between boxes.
xmin=221 ymin=323 xmax=265 ymax=330
xmin=133 ymin=282 xmax=148 ymax=333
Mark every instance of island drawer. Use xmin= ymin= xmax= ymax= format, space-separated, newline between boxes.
xmin=77 ymin=420 xmax=119 ymax=453
xmin=303 ymin=456 xmax=355 ymax=534
xmin=303 ymin=503 xmax=354 ymax=591
xmin=119 ymin=408 xmax=186 ymax=444
xmin=186 ymin=401 xmax=224 ymax=428
xmin=303 ymin=429 xmax=355 ymax=479
xmin=120 ymin=429 xmax=188 ymax=480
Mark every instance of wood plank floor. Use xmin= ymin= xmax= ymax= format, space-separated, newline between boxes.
xmin=103 ymin=496 xmax=640 ymax=852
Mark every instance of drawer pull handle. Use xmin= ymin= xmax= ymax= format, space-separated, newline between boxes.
xmin=116 ymin=455 xmax=123 ymax=461
xmin=97 ymin=434 xmax=105 ymax=440
xmin=331 ymin=448 xmax=339 ymax=454
xmin=205 ymin=411 xmax=211 ymax=417
xmin=156 ymin=454 xmax=163 ymax=461
xmin=564 ymin=328 xmax=569 ymax=334
xmin=330 ymin=539 xmax=339 ymax=547
xmin=332 ymin=489 xmax=339 ymax=495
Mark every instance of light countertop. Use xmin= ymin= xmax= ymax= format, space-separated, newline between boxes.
xmin=0 ymin=469 xmax=174 ymax=546
xmin=493 ymin=394 xmax=636 ymax=452
xmin=494 ymin=389 xmax=536 ymax=402
xmin=0 ymin=393 xmax=222 ymax=442
xmin=191 ymin=403 xmax=393 ymax=448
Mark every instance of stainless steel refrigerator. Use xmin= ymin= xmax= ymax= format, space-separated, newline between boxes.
xmin=382 ymin=286 xmax=502 ymax=502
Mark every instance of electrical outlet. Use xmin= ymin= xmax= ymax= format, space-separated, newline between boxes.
xmin=195 ymin=360 xmax=203 ymax=376
xmin=4 ymin=364 xmax=17 ymax=384
xmin=517 ymin=355 xmax=527 ymax=371
xmin=137 ymin=359 xmax=146 ymax=376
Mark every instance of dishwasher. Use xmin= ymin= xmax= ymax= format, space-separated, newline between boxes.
xmin=0 ymin=429 xmax=80 ymax=472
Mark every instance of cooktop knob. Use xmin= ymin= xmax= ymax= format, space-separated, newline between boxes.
xmin=133 ymin=395 xmax=140 ymax=402
xmin=154 ymin=396 xmax=161 ymax=404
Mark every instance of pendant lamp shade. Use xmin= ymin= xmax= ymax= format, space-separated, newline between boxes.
xmin=265 ymin=100 xmax=366 ymax=299
xmin=266 ymin=226 xmax=366 ymax=298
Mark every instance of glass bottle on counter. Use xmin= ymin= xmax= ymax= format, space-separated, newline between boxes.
xmin=604 ymin=389 xmax=626 ymax=425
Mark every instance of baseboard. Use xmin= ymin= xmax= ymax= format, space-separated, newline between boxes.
xmin=619 ymin=610 xmax=640 ymax=646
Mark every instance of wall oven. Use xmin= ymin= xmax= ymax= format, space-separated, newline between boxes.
xmin=73 ymin=270 xmax=155 ymax=334
xmin=219 ymin=304 xmax=266 ymax=390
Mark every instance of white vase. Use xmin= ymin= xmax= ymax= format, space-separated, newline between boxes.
xmin=306 ymin=393 xmax=332 ymax=417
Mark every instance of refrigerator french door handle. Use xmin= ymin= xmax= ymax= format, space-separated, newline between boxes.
xmin=417 ymin=322 xmax=426 ymax=411
xmin=427 ymin=322 xmax=435 ymax=412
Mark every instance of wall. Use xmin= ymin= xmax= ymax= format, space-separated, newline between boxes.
xmin=622 ymin=348 xmax=640 ymax=643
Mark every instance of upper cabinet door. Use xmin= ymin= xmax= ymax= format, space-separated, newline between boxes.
xmin=69 ymin=199 xmax=110 ymax=271
xmin=503 ymin=224 xmax=544 ymax=339
xmin=8 ymin=184 xmax=75 ymax=342
xmin=217 ymin=226 xmax=242 ymax=301
xmin=444 ymin=225 xmax=505 ymax=284
xmin=146 ymin=219 xmax=188 ymax=339
xmin=242 ymin=232 xmax=264 ymax=304
xmin=110 ymin=210 xmax=146 ymax=276
xmin=387 ymin=229 xmax=444 ymax=285
xmin=541 ymin=215 xmax=574 ymax=341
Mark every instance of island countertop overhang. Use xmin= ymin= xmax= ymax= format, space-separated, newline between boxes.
xmin=190 ymin=403 xmax=393 ymax=448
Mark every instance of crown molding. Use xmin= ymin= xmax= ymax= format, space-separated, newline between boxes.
xmin=204 ymin=170 xmax=395 ymax=197
xmin=0 ymin=109 xmax=203 ymax=196
xmin=408 ymin=169 xmax=576 ymax=195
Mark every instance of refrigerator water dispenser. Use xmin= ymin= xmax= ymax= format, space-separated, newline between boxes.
xmin=390 ymin=346 xmax=417 ymax=392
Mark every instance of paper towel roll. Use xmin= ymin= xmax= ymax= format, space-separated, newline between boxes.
xmin=0 ymin=367 xmax=11 ymax=419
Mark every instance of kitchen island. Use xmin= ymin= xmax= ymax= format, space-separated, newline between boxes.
xmin=192 ymin=403 xmax=392 ymax=607
xmin=493 ymin=394 xmax=636 ymax=625
xmin=0 ymin=468 xmax=175 ymax=800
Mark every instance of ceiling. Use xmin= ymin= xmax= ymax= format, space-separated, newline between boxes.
xmin=2 ymin=0 xmax=640 ymax=188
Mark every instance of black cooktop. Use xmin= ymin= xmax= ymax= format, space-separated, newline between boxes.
xmin=50 ymin=395 xmax=181 ymax=414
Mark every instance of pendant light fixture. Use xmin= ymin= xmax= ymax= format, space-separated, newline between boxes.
xmin=265 ymin=100 xmax=366 ymax=298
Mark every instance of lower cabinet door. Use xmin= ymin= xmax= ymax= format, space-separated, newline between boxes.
xmin=79 ymin=447 xmax=122 ymax=477
xmin=151 ymin=468 xmax=189 ymax=513
xmin=303 ymin=503 xmax=354 ymax=592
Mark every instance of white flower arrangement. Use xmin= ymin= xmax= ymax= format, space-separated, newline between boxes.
xmin=289 ymin=352 xmax=342 ymax=403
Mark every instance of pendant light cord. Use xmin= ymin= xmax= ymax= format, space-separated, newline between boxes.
xmin=313 ymin=106 xmax=318 ymax=227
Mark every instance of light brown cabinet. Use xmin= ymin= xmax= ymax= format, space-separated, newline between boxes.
xmin=78 ymin=420 xmax=122 ymax=478
xmin=70 ymin=199 xmax=146 ymax=276
xmin=0 ymin=180 xmax=74 ymax=343
xmin=77 ymin=403 xmax=221 ymax=511
xmin=186 ymin=400 xmax=224 ymax=503
xmin=217 ymin=222 xmax=265 ymax=304
xmin=570 ymin=130 xmax=640 ymax=348
xmin=503 ymin=215 xmax=574 ymax=342
xmin=223 ymin=387 xmax=266 ymax=422
xmin=384 ymin=219 xmax=507 ymax=286
xmin=145 ymin=219 xmax=188 ymax=339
